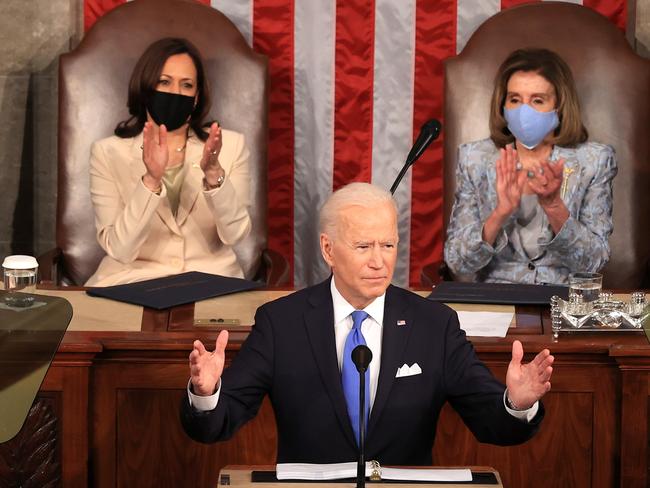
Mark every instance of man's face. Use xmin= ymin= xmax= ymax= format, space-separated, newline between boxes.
xmin=320 ymin=201 xmax=398 ymax=309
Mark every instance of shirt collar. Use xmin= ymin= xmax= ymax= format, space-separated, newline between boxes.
xmin=330 ymin=276 xmax=385 ymax=327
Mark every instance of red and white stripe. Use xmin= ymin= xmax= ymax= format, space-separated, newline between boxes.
xmin=85 ymin=0 xmax=627 ymax=287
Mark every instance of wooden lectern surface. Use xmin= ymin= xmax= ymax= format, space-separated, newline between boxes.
xmin=193 ymin=290 xmax=515 ymax=327
xmin=218 ymin=467 xmax=503 ymax=488
xmin=31 ymin=288 xmax=142 ymax=331
xmin=24 ymin=288 xmax=517 ymax=332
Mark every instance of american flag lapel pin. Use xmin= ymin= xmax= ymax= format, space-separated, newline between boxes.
xmin=397 ymin=319 xmax=406 ymax=326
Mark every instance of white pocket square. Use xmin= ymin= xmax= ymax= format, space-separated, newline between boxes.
xmin=395 ymin=363 xmax=422 ymax=378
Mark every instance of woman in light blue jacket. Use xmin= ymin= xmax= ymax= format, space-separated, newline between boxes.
xmin=444 ymin=48 xmax=616 ymax=285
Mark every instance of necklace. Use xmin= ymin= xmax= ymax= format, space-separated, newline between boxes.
xmin=139 ymin=142 xmax=187 ymax=152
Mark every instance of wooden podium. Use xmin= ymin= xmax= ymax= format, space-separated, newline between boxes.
xmin=217 ymin=466 xmax=503 ymax=488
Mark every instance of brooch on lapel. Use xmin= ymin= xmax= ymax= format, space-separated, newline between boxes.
xmin=396 ymin=320 xmax=406 ymax=326
xmin=560 ymin=165 xmax=577 ymax=199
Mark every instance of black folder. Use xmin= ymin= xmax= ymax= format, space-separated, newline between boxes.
xmin=86 ymin=271 xmax=264 ymax=309
xmin=249 ymin=471 xmax=498 ymax=485
xmin=427 ymin=281 xmax=568 ymax=305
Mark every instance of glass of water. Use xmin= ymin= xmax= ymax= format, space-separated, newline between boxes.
xmin=3 ymin=255 xmax=38 ymax=307
xmin=568 ymin=272 xmax=602 ymax=315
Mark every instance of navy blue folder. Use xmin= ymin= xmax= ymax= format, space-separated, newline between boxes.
xmin=87 ymin=271 xmax=264 ymax=309
xmin=427 ymin=281 xmax=568 ymax=305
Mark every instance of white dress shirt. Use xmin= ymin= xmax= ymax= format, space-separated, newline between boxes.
xmin=331 ymin=277 xmax=384 ymax=411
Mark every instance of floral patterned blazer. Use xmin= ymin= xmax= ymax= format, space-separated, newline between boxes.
xmin=443 ymin=138 xmax=617 ymax=285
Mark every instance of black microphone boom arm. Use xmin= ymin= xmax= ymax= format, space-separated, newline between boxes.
xmin=389 ymin=119 xmax=441 ymax=195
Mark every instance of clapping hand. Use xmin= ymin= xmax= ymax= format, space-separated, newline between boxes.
xmin=199 ymin=122 xmax=225 ymax=183
xmin=189 ymin=330 xmax=229 ymax=396
xmin=506 ymin=340 xmax=554 ymax=410
xmin=527 ymin=158 xmax=565 ymax=207
xmin=495 ymin=144 xmax=528 ymax=218
xmin=142 ymin=121 xmax=169 ymax=190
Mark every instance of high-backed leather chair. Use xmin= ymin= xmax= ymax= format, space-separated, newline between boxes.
xmin=40 ymin=0 xmax=288 ymax=286
xmin=423 ymin=2 xmax=650 ymax=289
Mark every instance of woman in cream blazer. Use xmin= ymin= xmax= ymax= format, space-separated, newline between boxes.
xmin=86 ymin=128 xmax=250 ymax=286
xmin=85 ymin=38 xmax=251 ymax=286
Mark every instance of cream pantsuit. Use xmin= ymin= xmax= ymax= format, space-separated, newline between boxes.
xmin=85 ymin=129 xmax=251 ymax=286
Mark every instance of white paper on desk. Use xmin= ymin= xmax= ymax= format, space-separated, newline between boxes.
xmin=382 ymin=467 xmax=472 ymax=482
xmin=456 ymin=311 xmax=513 ymax=337
xmin=276 ymin=462 xmax=365 ymax=480
xmin=276 ymin=463 xmax=472 ymax=482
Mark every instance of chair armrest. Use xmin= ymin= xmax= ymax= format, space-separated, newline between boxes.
xmin=259 ymin=248 xmax=291 ymax=287
xmin=37 ymin=247 xmax=63 ymax=285
xmin=420 ymin=260 xmax=452 ymax=287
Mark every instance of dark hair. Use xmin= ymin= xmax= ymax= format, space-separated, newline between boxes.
xmin=115 ymin=38 xmax=211 ymax=141
xmin=489 ymin=48 xmax=588 ymax=148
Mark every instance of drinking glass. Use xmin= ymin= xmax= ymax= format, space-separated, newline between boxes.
xmin=3 ymin=255 xmax=38 ymax=307
xmin=568 ymin=272 xmax=602 ymax=315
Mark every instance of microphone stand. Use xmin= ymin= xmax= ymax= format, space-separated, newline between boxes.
xmin=352 ymin=345 xmax=372 ymax=488
xmin=357 ymin=369 xmax=367 ymax=488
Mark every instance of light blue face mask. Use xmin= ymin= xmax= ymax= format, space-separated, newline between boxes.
xmin=504 ymin=103 xmax=559 ymax=149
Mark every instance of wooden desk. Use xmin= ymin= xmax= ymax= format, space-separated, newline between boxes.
xmin=2 ymin=289 xmax=649 ymax=487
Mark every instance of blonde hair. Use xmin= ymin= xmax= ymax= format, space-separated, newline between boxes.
xmin=489 ymin=48 xmax=588 ymax=148
xmin=319 ymin=183 xmax=397 ymax=238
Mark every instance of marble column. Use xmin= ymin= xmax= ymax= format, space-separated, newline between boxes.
xmin=0 ymin=0 xmax=81 ymax=259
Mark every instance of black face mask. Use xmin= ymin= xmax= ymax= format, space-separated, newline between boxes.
xmin=146 ymin=90 xmax=195 ymax=131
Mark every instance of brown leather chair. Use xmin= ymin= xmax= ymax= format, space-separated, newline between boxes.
xmin=39 ymin=0 xmax=289 ymax=286
xmin=422 ymin=2 xmax=650 ymax=289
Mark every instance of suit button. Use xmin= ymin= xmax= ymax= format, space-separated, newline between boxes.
xmin=528 ymin=263 xmax=535 ymax=270
xmin=171 ymin=258 xmax=182 ymax=268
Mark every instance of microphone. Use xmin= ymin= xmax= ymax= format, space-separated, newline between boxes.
xmin=352 ymin=345 xmax=373 ymax=488
xmin=389 ymin=119 xmax=442 ymax=194
xmin=352 ymin=345 xmax=373 ymax=373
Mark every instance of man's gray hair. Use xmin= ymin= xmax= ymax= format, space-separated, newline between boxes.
xmin=319 ymin=182 xmax=397 ymax=237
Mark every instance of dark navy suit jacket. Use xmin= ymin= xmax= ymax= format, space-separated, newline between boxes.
xmin=180 ymin=279 xmax=543 ymax=464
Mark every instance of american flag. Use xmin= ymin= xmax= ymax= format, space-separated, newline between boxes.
xmin=84 ymin=0 xmax=627 ymax=287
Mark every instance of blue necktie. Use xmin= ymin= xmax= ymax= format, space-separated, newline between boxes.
xmin=342 ymin=310 xmax=370 ymax=445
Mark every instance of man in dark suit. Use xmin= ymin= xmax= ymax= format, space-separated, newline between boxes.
xmin=181 ymin=182 xmax=554 ymax=465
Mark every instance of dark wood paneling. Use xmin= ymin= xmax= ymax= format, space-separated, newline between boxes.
xmin=431 ymin=360 xmax=616 ymax=488
xmin=86 ymin=346 xmax=622 ymax=488
xmin=115 ymin=390 xmax=277 ymax=487
xmin=9 ymin=302 xmax=650 ymax=487
xmin=43 ymin=358 xmax=92 ymax=487
xmin=0 ymin=397 xmax=62 ymax=487
xmin=0 ymin=355 xmax=92 ymax=488
xmin=434 ymin=390 xmax=594 ymax=488
xmin=611 ymin=346 xmax=650 ymax=488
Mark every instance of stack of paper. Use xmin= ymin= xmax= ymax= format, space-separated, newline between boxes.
xmin=276 ymin=462 xmax=472 ymax=482
xmin=456 ymin=311 xmax=513 ymax=337
xmin=276 ymin=462 xmax=366 ymax=480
